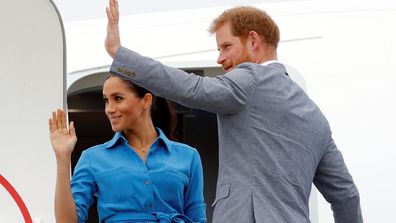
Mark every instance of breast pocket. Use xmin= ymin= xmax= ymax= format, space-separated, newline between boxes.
xmin=165 ymin=170 xmax=189 ymax=185
xmin=95 ymin=167 xmax=137 ymax=203
xmin=156 ymin=169 xmax=189 ymax=194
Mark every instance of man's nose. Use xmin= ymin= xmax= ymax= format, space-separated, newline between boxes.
xmin=217 ymin=53 xmax=225 ymax=65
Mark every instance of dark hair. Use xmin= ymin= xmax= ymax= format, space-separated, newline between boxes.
xmin=151 ymin=97 xmax=173 ymax=139
xmin=209 ymin=6 xmax=280 ymax=49
xmin=104 ymin=74 xmax=176 ymax=138
xmin=105 ymin=73 xmax=152 ymax=99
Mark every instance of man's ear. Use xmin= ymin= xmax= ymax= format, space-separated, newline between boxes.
xmin=248 ymin=31 xmax=260 ymax=49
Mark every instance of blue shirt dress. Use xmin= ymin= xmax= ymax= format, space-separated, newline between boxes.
xmin=71 ymin=128 xmax=207 ymax=223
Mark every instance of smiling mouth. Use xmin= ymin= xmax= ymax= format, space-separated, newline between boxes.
xmin=222 ymin=63 xmax=233 ymax=72
xmin=109 ymin=116 xmax=121 ymax=122
xmin=223 ymin=66 xmax=233 ymax=72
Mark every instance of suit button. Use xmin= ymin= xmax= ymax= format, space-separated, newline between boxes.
xmin=117 ymin=67 xmax=125 ymax=73
xmin=128 ymin=71 xmax=136 ymax=77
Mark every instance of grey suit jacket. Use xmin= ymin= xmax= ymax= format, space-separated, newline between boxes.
xmin=110 ymin=47 xmax=363 ymax=223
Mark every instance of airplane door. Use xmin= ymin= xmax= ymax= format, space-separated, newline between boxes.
xmin=0 ymin=0 xmax=65 ymax=222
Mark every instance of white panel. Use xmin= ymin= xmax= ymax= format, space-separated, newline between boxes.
xmin=0 ymin=0 xmax=65 ymax=222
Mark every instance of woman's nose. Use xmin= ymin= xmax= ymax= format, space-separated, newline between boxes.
xmin=105 ymin=102 xmax=115 ymax=113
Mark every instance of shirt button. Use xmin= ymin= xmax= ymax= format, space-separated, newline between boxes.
xmin=148 ymin=203 xmax=153 ymax=209
xmin=144 ymin=180 xmax=150 ymax=185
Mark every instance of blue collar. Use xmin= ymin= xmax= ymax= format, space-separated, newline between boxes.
xmin=103 ymin=128 xmax=171 ymax=152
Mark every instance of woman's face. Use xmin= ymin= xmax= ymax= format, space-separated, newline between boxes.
xmin=103 ymin=76 xmax=146 ymax=132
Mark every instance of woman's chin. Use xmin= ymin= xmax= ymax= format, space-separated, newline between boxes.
xmin=111 ymin=125 xmax=121 ymax=132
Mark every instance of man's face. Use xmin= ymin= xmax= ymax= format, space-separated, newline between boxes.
xmin=215 ymin=22 xmax=252 ymax=72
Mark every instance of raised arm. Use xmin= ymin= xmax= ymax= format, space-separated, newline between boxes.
xmin=49 ymin=109 xmax=78 ymax=223
xmin=105 ymin=0 xmax=121 ymax=58
xmin=111 ymin=47 xmax=257 ymax=114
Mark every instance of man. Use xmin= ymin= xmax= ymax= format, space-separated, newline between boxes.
xmin=105 ymin=0 xmax=363 ymax=222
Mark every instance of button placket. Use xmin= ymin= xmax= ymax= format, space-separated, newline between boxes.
xmin=143 ymin=169 xmax=154 ymax=211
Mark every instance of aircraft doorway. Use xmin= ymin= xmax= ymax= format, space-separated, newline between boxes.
xmin=67 ymin=88 xmax=219 ymax=223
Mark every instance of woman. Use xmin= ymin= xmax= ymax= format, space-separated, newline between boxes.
xmin=49 ymin=74 xmax=206 ymax=223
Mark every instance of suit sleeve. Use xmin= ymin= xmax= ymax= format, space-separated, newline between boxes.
xmin=313 ymin=138 xmax=363 ymax=223
xmin=110 ymin=47 xmax=257 ymax=115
